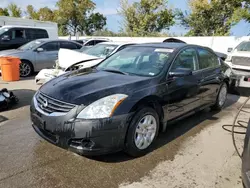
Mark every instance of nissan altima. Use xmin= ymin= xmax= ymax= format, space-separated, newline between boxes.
xmin=30 ymin=43 xmax=230 ymax=157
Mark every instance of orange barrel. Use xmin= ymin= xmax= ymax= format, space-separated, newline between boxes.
xmin=0 ymin=56 xmax=21 ymax=81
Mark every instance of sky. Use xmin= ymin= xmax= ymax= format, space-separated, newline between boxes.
xmin=1 ymin=0 xmax=250 ymax=36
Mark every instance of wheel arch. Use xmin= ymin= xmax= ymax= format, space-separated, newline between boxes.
xmin=20 ymin=59 xmax=34 ymax=72
xmin=129 ymin=95 xmax=165 ymax=124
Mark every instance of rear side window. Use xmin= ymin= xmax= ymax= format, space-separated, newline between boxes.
xmin=197 ymin=48 xmax=219 ymax=69
xmin=41 ymin=42 xmax=59 ymax=51
xmin=26 ymin=29 xmax=48 ymax=40
xmin=60 ymin=42 xmax=82 ymax=50
xmin=85 ymin=40 xmax=95 ymax=46
xmin=95 ymin=40 xmax=106 ymax=45
xmin=35 ymin=29 xmax=49 ymax=39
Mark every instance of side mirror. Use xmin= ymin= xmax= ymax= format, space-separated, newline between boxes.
xmin=169 ymin=68 xmax=193 ymax=78
xmin=1 ymin=35 xmax=10 ymax=41
xmin=36 ymin=48 xmax=44 ymax=52
xmin=227 ymin=48 xmax=233 ymax=53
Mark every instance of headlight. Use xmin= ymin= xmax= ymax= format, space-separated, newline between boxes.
xmin=77 ymin=94 xmax=128 ymax=119
xmin=226 ymin=56 xmax=232 ymax=62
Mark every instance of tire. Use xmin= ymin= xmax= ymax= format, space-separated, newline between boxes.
xmin=124 ymin=107 xmax=160 ymax=157
xmin=20 ymin=60 xmax=33 ymax=77
xmin=211 ymin=82 xmax=228 ymax=111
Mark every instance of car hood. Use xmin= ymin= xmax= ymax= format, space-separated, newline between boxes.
xmin=58 ymin=49 xmax=101 ymax=69
xmin=40 ymin=69 xmax=152 ymax=105
xmin=0 ymin=49 xmax=24 ymax=57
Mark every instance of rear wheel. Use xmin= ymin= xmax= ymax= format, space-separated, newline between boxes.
xmin=20 ymin=60 xmax=33 ymax=77
xmin=211 ymin=82 xmax=228 ymax=111
xmin=125 ymin=107 xmax=159 ymax=157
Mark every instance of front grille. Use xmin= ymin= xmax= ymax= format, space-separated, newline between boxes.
xmin=232 ymin=56 xmax=250 ymax=66
xmin=36 ymin=92 xmax=75 ymax=114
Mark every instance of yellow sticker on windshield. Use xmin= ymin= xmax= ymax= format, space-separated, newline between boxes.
xmin=155 ymin=49 xmax=174 ymax=53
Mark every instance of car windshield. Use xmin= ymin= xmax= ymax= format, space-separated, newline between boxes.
xmin=18 ymin=40 xmax=45 ymax=50
xmin=236 ymin=41 xmax=250 ymax=52
xmin=97 ymin=46 xmax=173 ymax=77
xmin=83 ymin=44 xmax=118 ymax=58
xmin=0 ymin=28 xmax=9 ymax=35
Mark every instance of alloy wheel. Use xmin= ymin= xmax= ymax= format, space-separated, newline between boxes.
xmin=134 ymin=115 xmax=157 ymax=150
xmin=20 ymin=62 xmax=31 ymax=77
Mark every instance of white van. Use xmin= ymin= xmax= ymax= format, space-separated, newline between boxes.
xmin=0 ymin=16 xmax=58 ymax=51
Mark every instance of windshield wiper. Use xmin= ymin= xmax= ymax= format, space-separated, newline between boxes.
xmin=102 ymin=68 xmax=128 ymax=75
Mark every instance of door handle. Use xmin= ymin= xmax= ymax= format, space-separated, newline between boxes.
xmin=166 ymin=77 xmax=175 ymax=83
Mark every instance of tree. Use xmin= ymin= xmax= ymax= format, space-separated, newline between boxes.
xmin=119 ymin=0 xmax=175 ymax=36
xmin=38 ymin=7 xmax=55 ymax=21
xmin=84 ymin=13 xmax=107 ymax=35
xmin=56 ymin=0 xmax=106 ymax=35
xmin=26 ymin=5 xmax=39 ymax=19
xmin=178 ymin=0 xmax=243 ymax=36
xmin=0 ymin=8 xmax=9 ymax=16
xmin=8 ymin=3 xmax=22 ymax=17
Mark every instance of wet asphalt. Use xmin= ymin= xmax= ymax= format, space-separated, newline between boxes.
xmin=0 ymin=82 xmax=248 ymax=188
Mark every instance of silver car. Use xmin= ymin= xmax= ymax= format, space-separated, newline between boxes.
xmin=0 ymin=39 xmax=82 ymax=77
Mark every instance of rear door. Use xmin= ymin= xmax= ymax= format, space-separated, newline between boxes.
xmin=197 ymin=47 xmax=222 ymax=106
xmin=167 ymin=47 xmax=203 ymax=120
xmin=35 ymin=41 xmax=59 ymax=70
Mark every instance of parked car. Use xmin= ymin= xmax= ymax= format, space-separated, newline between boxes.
xmin=225 ymin=41 xmax=250 ymax=89
xmin=242 ymin=119 xmax=250 ymax=188
xmin=35 ymin=42 xmax=135 ymax=84
xmin=0 ymin=39 xmax=82 ymax=77
xmin=30 ymin=43 xmax=229 ymax=157
xmin=0 ymin=25 xmax=58 ymax=51
xmin=74 ymin=38 xmax=110 ymax=51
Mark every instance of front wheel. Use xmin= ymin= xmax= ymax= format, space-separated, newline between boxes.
xmin=20 ymin=61 xmax=33 ymax=77
xmin=125 ymin=107 xmax=160 ymax=157
xmin=211 ymin=82 xmax=228 ymax=111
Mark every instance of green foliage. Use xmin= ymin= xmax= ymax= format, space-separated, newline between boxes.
xmin=56 ymin=0 xmax=106 ymax=35
xmin=8 ymin=3 xmax=22 ymax=17
xmin=119 ymin=0 xmax=175 ymax=36
xmin=0 ymin=8 xmax=9 ymax=16
xmin=178 ymin=0 xmax=243 ymax=36
xmin=84 ymin=13 xmax=107 ymax=35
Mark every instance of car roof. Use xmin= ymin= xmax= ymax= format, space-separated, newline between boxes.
xmin=98 ymin=41 xmax=135 ymax=46
xmin=133 ymin=42 xmax=188 ymax=49
xmin=37 ymin=39 xmax=80 ymax=43
xmin=1 ymin=25 xmax=48 ymax=29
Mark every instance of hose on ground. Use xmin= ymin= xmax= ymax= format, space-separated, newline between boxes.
xmin=222 ymin=96 xmax=250 ymax=159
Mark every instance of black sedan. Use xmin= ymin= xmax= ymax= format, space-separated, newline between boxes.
xmin=30 ymin=43 xmax=229 ymax=157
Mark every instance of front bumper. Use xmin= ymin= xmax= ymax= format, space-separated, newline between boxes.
xmin=30 ymin=97 xmax=132 ymax=156
xmin=229 ymin=69 xmax=250 ymax=89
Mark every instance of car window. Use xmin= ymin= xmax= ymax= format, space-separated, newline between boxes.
xmin=60 ymin=42 xmax=79 ymax=50
xmin=236 ymin=41 xmax=250 ymax=52
xmin=98 ymin=46 xmax=172 ymax=77
xmin=94 ymin=40 xmax=105 ymax=45
xmin=85 ymin=44 xmax=118 ymax=58
xmin=10 ymin=29 xmax=26 ymax=40
xmin=171 ymin=48 xmax=198 ymax=71
xmin=197 ymin=48 xmax=219 ymax=69
xmin=35 ymin=29 xmax=49 ymax=39
xmin=41 ymin=42 xmax=59 ymax=51
xmin=85 ymin=40 xmax=95 ymax=46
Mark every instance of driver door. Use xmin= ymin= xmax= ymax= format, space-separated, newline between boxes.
xmin=166 ymin=48 xmax=203 ymax=121
xmin=35 ymin=41 xmax=59 ymax=71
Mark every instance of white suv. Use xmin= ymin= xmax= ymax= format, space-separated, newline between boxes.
xmin=225 ymin=41 xmax=250 ymax=88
